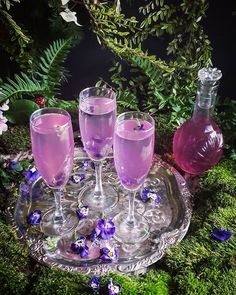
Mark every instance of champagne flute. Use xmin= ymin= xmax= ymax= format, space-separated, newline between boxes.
xmin=30 ymin=107 xmax=77 ymax=236
xmin=113 ymin=111 xmax=155 ymax=243
xmin=78 ymin=87 xmax=118 ymax=211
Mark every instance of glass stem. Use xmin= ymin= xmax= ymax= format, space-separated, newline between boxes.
xmin=53 ymin=188 xmax=65 ymax=224
xmin=94 ymin=161 xmax=104 ymax=200
xmin=126 ymin=190 xmax=136 ymax=229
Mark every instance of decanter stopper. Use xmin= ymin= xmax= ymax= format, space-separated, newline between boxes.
xmin=198 ymin=67 xmax=222 ymax=84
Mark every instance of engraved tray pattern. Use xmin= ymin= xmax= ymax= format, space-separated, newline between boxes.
xmin=7 ymin=148 xmax=192 ymax=275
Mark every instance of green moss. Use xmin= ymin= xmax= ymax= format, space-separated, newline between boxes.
xmin=0 ymin=222 xmax=29 ymax=294
xmin=139 ymin=271 xmax=171 ymax=295
xmin=100 ymin=273 xmax=139 ymax=294
xmin=0 ymin=126 xmax=31 ymax=154
xmin=31 ymin=266 xmax=89 ymax=295
xmin=202 ymin=160 xmax=236 ymax=194
xmin=174 ymin=267 xmax=236 ymax=295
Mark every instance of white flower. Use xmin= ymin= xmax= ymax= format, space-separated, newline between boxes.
xmin=115 ymin=0 xmax=121 ymax=14
xmin=0 ymin=111 xmax=8 ymax=135
xmin=60 ymin=8 xmax=82 ymax=26
xmin=61 ymin=0 xmax=70 ymax=5
xmin=0 ymin=99 xmax=9 ymax=111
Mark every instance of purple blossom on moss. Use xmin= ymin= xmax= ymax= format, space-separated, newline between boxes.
xmin=108 ymin=279 xmax=121 ymax=295
xmin=211 ymin=228 xmax=233 ymax=241
xmin=27 ymin=209 xmax=42 ymax=225
xmin=95 ymin=218 xmax=115 ymax=240
xmin=8 ymin=160 xmax=18 ymax=169
xmin=140 ymin=188 xmax=161 ymax=205
xmin=70 ymin=173 xmax=86 ymax=184
xmin=76 ymin=205 xmax=89 ymax=220
xmin=25 ymin=167 xmax=40 ymax=182
xmin=88 ymin=276 xmax=100 ymax=292
xmin=70 ymin=236 xmax=89 ymax=258
xmin=100 ymin=245 xmax=118 ymax=262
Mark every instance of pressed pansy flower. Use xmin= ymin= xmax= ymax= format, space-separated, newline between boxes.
xmin=25 ymin=167 xmax=40 ymax=182
xmin=76 ymin=203 xmax=89 ymax=220
xmin=140 ymin=188 xmax=161 ymax=205
xmin=88 ymin=276 xmax=100 ymax=292
xmin=87 ymin=228 xmax=99 ymax=243
xmin=95 ymin=218 xmax=116 ymax=240
xmin=100 ymin=245 xmax=118 ymax=262
xmin=211 ymin=228 xmax=233 ymax=241
xmin=108 ymin=278 xmax=121 ymax=295
xmin=70 ymin=235 xmax=89 ymax=258
xmin=80 ymin=160 xmax=93 ymax=169
xmin=27 ymin=209 xmax=42 ymax=225
xmin=70 ymin=173 xmax=85 ymax=184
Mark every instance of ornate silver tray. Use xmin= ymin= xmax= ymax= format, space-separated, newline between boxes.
xmin=9 ymin=148 xmax=192 ymax=275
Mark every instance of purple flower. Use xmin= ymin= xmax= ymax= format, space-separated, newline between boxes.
xmin=108 ymin=279 xmax=121 ymax=295
xmin=211 ymin=228 xmax=233 ymax=241
xmin=87 ymin=229 xmax=99 ymax=242
xmin=95 ymin=218 xmax=115 ymax=240
xmin=80 ymin=160 xmax=92 ymax=169
xmin=140 ymin=188 xmax=161 ymax=205
xmin=87 ymin=106 xmax=95 ymax=113
xmin=70 ymin=173 xmax=86 ymax=184
xmin=20 ymin=183 xmax=30 ymax=196
xmin=8 ymin=160 xmax=17 ymax=170
xmin=88 ymin=276 xmax=100 ymax=292
xmin=70 ymin=236 xmax=89 ymax=258
xmin=100 ymin=246 xmax=118 ymax=262
xmin=133 ymin=121 xmax=145 ymax=131
xmin=25 ymin=167 xmax=40 ymax=182
xmin=76 ymin=205 xmax=89 ymax=220
xmin=27 ymin=209 xmax=42 ymax=225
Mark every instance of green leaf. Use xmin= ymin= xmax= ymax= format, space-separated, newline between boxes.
xmin=5 ymin=99 xmax=39 ymax=125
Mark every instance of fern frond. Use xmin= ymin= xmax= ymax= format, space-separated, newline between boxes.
xmin=0 ymin=73 xmax=48 ymax=103
xmin=35 ymin=39 xmax=73 ymax=94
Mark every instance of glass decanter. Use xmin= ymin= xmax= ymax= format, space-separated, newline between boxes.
xmin=173 ymin=67 xmax=224 ymax=175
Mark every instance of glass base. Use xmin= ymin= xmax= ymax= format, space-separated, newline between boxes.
xmin=79 ymin=183 xmax=118 ymax=212
xmin=113 ymin=211 xmax=149 ymax=244
xmin=40 ymin=205 xmax=78 ymax=237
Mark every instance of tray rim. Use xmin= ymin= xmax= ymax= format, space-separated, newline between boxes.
xmin=6 ymin=151 xmax=192 ymax=275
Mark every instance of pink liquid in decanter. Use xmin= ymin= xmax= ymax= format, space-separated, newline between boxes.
xmin=173 ymin=67 xmax=224 ymax=175
xmin=173 ymin=116 xmax=223 ymax=175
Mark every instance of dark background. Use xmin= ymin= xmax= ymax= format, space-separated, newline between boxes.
xmin=1 ymin=0 xmax=236 ymax=101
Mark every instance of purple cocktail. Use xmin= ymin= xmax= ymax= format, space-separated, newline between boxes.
xmin=79 ymin=97 xmax=116 ymax=161
xmin=114 ymin=119 xmax=154 ymax=191
xmin=30 ymin=108 xmax=77 ymax=236
xmin=31 ymin=113 xmax=74 ymax=188
xmin=78 ymin=87 xmax=118 ymax=211
xmin=113 ymin=112 xmax=155 ymax=244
